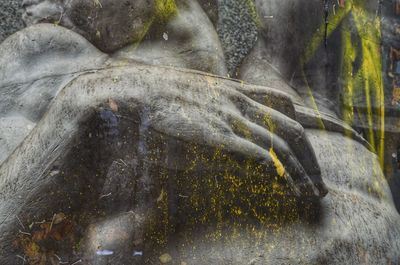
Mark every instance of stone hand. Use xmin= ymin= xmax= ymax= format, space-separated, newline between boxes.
xmin=11 ymin=63 xmax=326 ymax=199
xmin=144 ymin=76 xmax=328 ymax=198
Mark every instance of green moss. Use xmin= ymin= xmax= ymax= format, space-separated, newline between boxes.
xmin=154 ymin=0 xmax=178 ymax=23
xmin=130 ymin=0 xmax=177 ymax=47
xmin=244 ymin=0 xmax=261 ymax=28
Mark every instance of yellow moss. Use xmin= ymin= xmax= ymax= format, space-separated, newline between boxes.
xmin=232 ymin=119 xmax=253 ymax=139
xmin=132 ymin=17 xmax=156 ymax=47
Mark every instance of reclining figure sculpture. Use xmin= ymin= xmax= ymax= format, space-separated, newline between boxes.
xmin=0 ymin=0 xmax=399 ymax=264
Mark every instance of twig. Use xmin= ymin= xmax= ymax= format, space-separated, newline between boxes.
xmin=16 ymin=254 xmax=26 ymax=264
xmin=49 ymin=213 xmax=56 ymax=232
xmin=71 ymin=259 xmax=82 ymax=265
xmin=99 ymin=192 xmax=112 ymax=199
xmin=0 ymin=211 xmax=12 ymax=226
xmin=18 ymin=230 xmax=31 ymax=236
xmin=54 ymin=254 xmax=69 ymax=264
xmin=16 ymin=215 xmax=26 ymax=230
xmin=119 ymin=159 xmax=128 ymax=167
xmin=29 ymin=220 xmax=46 ymax=230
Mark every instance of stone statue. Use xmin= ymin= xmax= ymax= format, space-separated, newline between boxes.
xmin=0 ymin=0 xmax=399 ymax=264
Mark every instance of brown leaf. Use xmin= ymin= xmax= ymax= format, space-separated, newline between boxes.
xmin=53 ymin=212 xmax=66 ymax=225
xmin=108 ymin=98 xmax=119 ymax=112
xmin=32 ymin=230 xmax=46 ymax=241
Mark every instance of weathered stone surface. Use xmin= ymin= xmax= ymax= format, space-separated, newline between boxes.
xmin=0 ymin=0 xmax=24 ymax=43
xmin=0 ymin=1 xmax=399 ymax=264
xmin=0 ymin=68 xmax=397 ymax=263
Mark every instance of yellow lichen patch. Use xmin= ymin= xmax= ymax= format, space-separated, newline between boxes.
xmin=151 ymin=138 xmax=305 ymax=246
xmin=269 ymin=148 xmax=285 ymax=177
xmin=231 ymin=119 xmax=253 ymax=139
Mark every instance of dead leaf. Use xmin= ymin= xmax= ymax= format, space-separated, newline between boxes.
xmin=53 ymin=212 xmax=66 ymax=225
xmin=108 ymin=98 xmax=119 ymax=112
